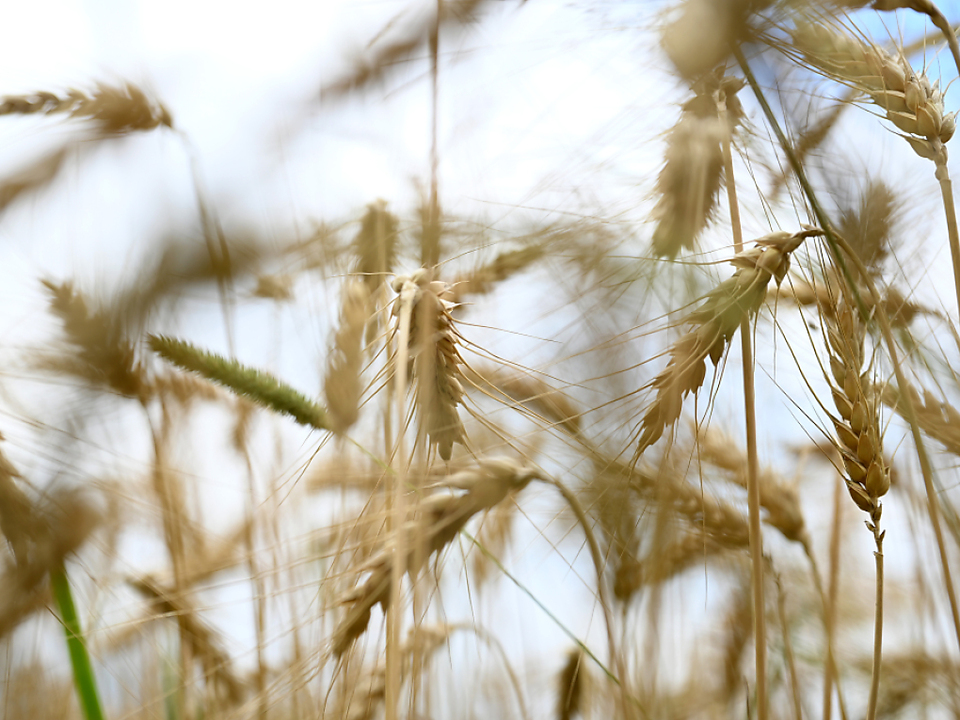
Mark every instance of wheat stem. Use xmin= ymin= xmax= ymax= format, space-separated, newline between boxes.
xmin=386 ymin=280 xmax=416 ymax=720
xmin=774 ymin=575 xmax=803 ymax=720
xmin=866 ymin=520 xmax=885 ymax=720
xmin=721 ymin=90 xmax=766 ymax=720
xmin=803 ymin=544 xmax=850 ymax=720
xmin=51 ymin=563 xmax=105 ymax=720
xmin=934 ymin=159 xmax=960 ymax=320
xmin=822 ymin=475 xmax=843 ymax=720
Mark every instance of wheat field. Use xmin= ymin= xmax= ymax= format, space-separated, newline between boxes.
xmin=3 ymin=1 xmax=960 ymax=719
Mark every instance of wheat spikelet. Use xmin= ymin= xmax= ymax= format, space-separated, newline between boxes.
xmin=149 ymin=335 xmax=330 ymax=430
xmin=448 ymin=245 xmax=545 ymax=303
xmin=0 ymin=83 xmax=172 ymax=133
xmin=792 ymin=18 xmax=955 ymax=160
xmin=636 ymin=228 xmax=820 ymax=457
xmin=392 ymin=270 xmax=465 ymax=461
xmin=325 ymin=281 xmax=371 ymax=434
xmin=332 ymin=458 xmax=538 ymax=655
xmin=837 ymin=180 xmax=898 ymax=272
xmin=617 ymin=530 xmax=739 ymax=592
xmin=770 ymin=98 xmax=849 ymax=199
xmin=651 ymin=73 xmax=744 ymax=258
xmin=825 ymin=301 xmax=889 ymax=524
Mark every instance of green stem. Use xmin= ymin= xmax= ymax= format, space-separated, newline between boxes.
xmin=51 ymin=563 xmax=106 ymax=720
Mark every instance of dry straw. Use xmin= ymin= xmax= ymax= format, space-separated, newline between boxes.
xmin=651 ymin=73 xmax=744 ymax=258
xmin=635 ymin=228 xmax=821 ymax=457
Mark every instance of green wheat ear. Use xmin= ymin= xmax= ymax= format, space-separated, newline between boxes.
xmin=148 ymin=335 xmax=330 ymax=431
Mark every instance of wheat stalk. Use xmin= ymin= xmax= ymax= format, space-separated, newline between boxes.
xmin=823 ymin=298 xmax=888 ymax=720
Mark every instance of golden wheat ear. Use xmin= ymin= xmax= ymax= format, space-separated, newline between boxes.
xmin=392 ymin=271 xmax=466 ymax=460
xmin=636 ymin=228 xmax=821 ymax=457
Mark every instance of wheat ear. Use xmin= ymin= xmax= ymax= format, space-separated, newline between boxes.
xmin=824 ymin=299 xmax=887 ymax=720
xmin=635 ymin=228 xmax=821 ymax=457
xmin=792 ymin=18 xmax=960 ymax=322
xmin=0 ymin=83 xmax=172 ymax=133
xmin=325 ymin=281 xmax=371 ymax=434
xmin=148 ymin=335 xmax=330 ymax=430
xmin=391 ymin=270 xmax=465 ymax=460
xmin=651 ymin=73 xmax=744 ymax=258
